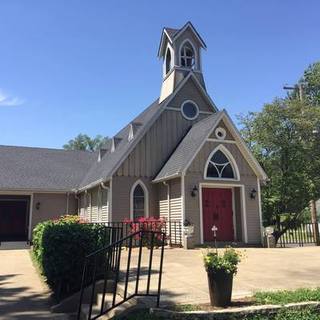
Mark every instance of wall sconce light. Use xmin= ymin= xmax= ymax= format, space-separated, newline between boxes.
xmin=36 ymin=202 xmax=41 ymax=210
xmin=250 ymin=188 xmax=257 ymax=200
xmin=191 ymin=185 xmax=198 ymax=197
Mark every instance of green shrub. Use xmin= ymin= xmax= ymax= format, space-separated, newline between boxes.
xmin=32 ymin=215 xmax=110 ymax=300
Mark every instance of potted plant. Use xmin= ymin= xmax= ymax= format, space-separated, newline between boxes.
xmin=203 ymin=247 xmax=241 ymax=307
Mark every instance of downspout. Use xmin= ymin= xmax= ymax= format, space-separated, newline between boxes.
xmin=66 ymin=192 xmax=69 ymax=214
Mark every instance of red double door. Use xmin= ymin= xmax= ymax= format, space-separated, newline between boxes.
xmin=202 ymin=188 xmax=234 ymax=242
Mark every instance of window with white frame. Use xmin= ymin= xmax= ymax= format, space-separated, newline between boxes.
xmin=206 ymin=149 xmax=235 ymax=179
xmin=132 ymin=184 xmax=145 ymax=220
xmin=180 ymin=42 xmax=195 ymax=68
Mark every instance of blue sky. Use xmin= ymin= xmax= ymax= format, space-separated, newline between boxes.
xmin=0 ymin=0 xmax=319 ymax=148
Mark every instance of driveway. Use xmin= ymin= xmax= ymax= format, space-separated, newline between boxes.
xmin=0 ymin=249 xmax=56 ymax=319
xmin=120 ymin=246 xmax=320 ymax=306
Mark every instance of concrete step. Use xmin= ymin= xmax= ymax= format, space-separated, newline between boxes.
xmin=0 ymin=241 xmax=30 ymax=250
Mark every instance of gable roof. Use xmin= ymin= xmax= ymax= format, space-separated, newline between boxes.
xmin=153 ymin=110 xmax=268 ymax=182
xmin=158 ymin=21 xmax=207 ymax=58
xmin=0 ymin=146 xmax=95 ymax=191
xmin=77 ymin=72 xmax=218 ymax=191
xmin=77 ymin=98 xmax=166 ymax=190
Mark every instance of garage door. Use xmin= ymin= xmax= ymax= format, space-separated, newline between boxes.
xmin=0 ymin=195 xmax=30 ymax=242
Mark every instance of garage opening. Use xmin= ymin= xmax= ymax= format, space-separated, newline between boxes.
xmin=0 ymin=195 xmax=30 ymax=242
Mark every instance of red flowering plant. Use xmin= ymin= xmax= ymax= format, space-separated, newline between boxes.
xmin=123 ymin=217 xmax=166 ymax=248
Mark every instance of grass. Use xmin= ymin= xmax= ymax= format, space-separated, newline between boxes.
xmin=242 ymin=307 xmax=320 ymax=320
xmin=122 ymin=307 xmax=320 ymax=320
xmin=253 ymin=288 xmax=320 ymax=305
xmin=121 ymin=288 xmax=320 ymax=319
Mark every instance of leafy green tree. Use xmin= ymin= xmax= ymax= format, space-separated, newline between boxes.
xmin=63 ymin=134 xmax=108 ymax=152
xmin=238 ymin=98 xmax=320 ymax=242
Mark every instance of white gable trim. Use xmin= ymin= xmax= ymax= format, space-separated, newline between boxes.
xmin=103 ymin=72 xmax=218 ymax=182
xmin=173 ymin=22 xmax=207 ymax=49
xmin=181 ymin=110 xmax=267 ymax=181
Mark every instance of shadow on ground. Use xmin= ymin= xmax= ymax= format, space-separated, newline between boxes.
xmin=0 ymin=274 xmax=53 ymax=319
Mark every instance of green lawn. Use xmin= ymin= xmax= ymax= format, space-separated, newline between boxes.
xmin=253 ymin=288 xmax=320 ymax=305
xmin=122 ymin=288 xmax=320 ymax=320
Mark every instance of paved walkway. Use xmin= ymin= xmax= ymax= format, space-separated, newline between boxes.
xmin=120 ymin=246 xmax=320 ymax=305
xmin=0 ymin=249 xmax=54 ymax=319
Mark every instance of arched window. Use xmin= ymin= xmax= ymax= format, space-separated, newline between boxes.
xmin=205 ymin=147 xmax=238 ymax=179
xmin=180 ymin=42 xmax=195 ymax=68
xmin=130 ymin=181 xmax=148 ymax=220
xmin=165 ymin=48 xmax=172 ymax=74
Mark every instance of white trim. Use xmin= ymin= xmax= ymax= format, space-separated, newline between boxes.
xmin=181 ymin=100 xmax=200 ymax=120
xmin=257 ymin=177 xmax=264 ymax=244
xmin=222 ymin=111 xmax=268 ymax=181
xmin=163 ymin=43 xmax=174 ymax=78
xmin=199 ymin=183 xmax=245 ymax=244
xmin=207 ymin=138 xmax=236 ymax=144
xmin=158 ymin=22 xmax=206 ymax=58
xmin=241 ymin=185 xmax=248 ymax=243
xmin=181 ymin=173 xmax=186 ymax=230
xmin=215 ymin=127 xmax=226 ymax=140
xmin=181 ymin=110 xmax=267 ymax=181
xmin=178 ymin=38 xmax=199 ymax=71
xmin=79 ymin=72 xmax=219 ymax=191
xmin=203 ymin=144 xmax=240 ymax=181
xmin=130 ymin=179 xmax=149 ymax=220
xmin=166 ymin=106 xmax=213 ymax=115
xmin=173 ymin=22 xmax=206 ymax=49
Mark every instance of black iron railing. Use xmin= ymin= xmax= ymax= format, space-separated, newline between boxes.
xmin=77 ymin=230 xmax=165 ymax=320
xmin=278 ymin=223 xmax=319 ymax=247
xmin=105 ymin=219 xmax=182 ymax=247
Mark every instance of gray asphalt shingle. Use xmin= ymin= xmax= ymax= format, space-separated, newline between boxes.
xmin=0 ymin=146 xmax=96 ymax=191
xmin=153 ymin=112 xmax=222 ymax=182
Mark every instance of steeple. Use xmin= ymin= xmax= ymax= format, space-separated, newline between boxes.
xmin=158 ymin=22 xmax=207 ymax=102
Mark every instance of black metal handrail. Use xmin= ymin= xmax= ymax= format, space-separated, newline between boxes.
xmin=77 ymin=230 xmax=165 ymax=320
xmin=106 ymin=219 xmax=182 ymax=247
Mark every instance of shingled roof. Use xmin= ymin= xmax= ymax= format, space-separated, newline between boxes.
xmin=0 ymin=146 xmax=95 ymax=191
xmin=77 ymin=97 xmax=168 ymax=189
xmin=153 ymin=112 xmax=223 ymax=182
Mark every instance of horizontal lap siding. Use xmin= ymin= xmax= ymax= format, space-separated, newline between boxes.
xmin=101 ymin=188 xmax=109 ymax=222
xmin=78 ymin=182 xmax=110 ymax=223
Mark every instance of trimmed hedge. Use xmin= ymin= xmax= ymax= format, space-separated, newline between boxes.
xmin=32 ymin=215 xmax=110 ymax=300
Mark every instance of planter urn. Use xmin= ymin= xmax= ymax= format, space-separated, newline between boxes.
xmin=206 ymin=269 xmax=233 ymax=307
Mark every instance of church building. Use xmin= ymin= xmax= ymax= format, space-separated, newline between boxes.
xmin=0 ymin=22 xmax=267 ymax=246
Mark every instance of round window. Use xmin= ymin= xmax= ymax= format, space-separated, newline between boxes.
xmin=215 ymin=127 xmax=226 ymax=140
xmin=181 ymin=101 xmax=199 ymax=120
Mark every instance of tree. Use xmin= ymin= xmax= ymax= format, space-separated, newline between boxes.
xmin=238 ymin=98 xmax=320 ymax=243
xmin=63 ymin=134 xmax=108 ymax=152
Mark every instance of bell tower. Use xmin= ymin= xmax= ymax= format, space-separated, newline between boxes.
xmin=158 ymin=22 xmax=207 ymax=102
